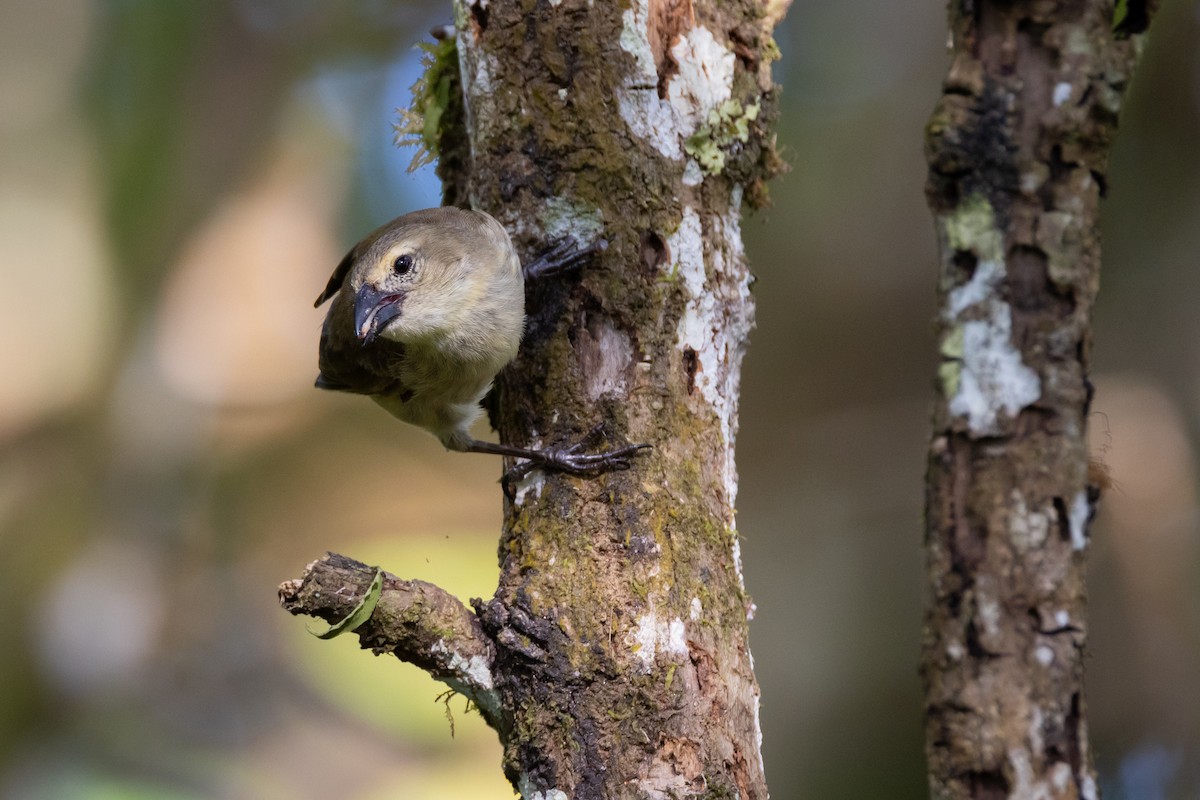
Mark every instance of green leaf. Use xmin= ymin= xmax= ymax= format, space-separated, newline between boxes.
xmin=307 ymin=568 xmax=384 ymax=640
xmin=1112 ymin=0 xmax=1129 ymax=31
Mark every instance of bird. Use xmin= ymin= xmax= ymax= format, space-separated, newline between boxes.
xmin=313 ymin=206 xmax=649 ymax=486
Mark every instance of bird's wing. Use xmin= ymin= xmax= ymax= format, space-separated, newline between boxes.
xmin=314 ymin=245 xmax=357 ymax=308
xmin=315 ymin=301 xmax=409 ymax=397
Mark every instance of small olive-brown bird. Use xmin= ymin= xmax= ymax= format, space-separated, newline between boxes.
xmin=314 ymin=206 xmax=648 ymax=483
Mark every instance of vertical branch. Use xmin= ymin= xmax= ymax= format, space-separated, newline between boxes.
xmin=923 ymin=1 xmax=1158 ymax=798
xmin=450 ymin=0 xmax=785 ymax=795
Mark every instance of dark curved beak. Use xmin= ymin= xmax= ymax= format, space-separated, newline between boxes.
xmin=354 ymin=284 xmax=405 ymax=344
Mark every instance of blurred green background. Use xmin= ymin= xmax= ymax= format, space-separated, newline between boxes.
xmin=2 ymin=1 xmax=1198 ymax=798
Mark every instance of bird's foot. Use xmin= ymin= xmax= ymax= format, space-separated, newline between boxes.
xmin=501 ymin=424 xmax=651 ymax=497
xmin=522 ymin=236 xmax=608 ymax=282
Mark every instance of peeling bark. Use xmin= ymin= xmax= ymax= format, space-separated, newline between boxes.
xmin=282 ymin=0 xmax=786 ymax=797
xmin=922 ymin=2 xmax=1160 ymax=798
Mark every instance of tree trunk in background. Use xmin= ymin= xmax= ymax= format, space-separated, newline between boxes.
xmin=922 ymin=1 xmax=1159 ymax=798
xmin=282 ymin=0 xmax=787 ymax=797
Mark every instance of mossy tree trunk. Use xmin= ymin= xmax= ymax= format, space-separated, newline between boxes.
xmin=922 ymin=1 xmax=1159 ymax=798
xmin=281 ymin=0 xmax=786 ymax=797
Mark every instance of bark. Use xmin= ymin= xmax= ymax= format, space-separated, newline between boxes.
xmin=282 ymin=1 xmax=787 ymax=797
xmin=922 ymin=2 xmax=1159 ymax=798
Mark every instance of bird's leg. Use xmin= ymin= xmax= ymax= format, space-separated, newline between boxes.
xmin=522 ymin=237 xmax=608 ymax=282
xmin=463 ymin=423 xmax=651 ymax=494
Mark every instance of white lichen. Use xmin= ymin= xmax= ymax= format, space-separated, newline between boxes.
xmin=518 ymin=775 xmax=569 ymax=800
xmin=512 ymin=472 xmax=545 ymax=505
xmin=511 ymin=431 xmax=546 ymax=505
xmin=1009 ymin=490 xmax=1050 ymax=551
xmin=430 ymin=639 xmax=502 ymax=721
xmin=946 ymin=258 xmax=1004 ymax=317
xmin=1008 ymin=746 xmax=1066 ymax=800
xmin=618 ymin=5 xmax=737 ymax=163
xmin=940 ymin=196 xmax=1042 ymax=434
xmin=689 ymin=596 xmax=702 ymax=621
xmin=618 ymin=0 xmax=682 ymax=159
xmin=539 ymin=196 xmax=604 ymax=243
xmin=583 ymin=321 xmax=633 ymax=401
xmin=1068 ymin=490 xmax=1089 ymax=550
xmin=1029 ymin=706 xmax=1045 ymax=754
xmin=672 ymin=189 xmax=751 ymax=518
xmin=1050 ymin=762 xmax=1073 ymax=792
xmin=948 ymin=315 xmax=1041 ymax=434
xmin=629 ymin=612 xmax=689 ymax=673
xmin=431 ymin=639 xmax=494 ymax=690
xmin=665 ymin=618 xmax=687 ymax=656
xmin=1035 ymin=645 xmax=1055 ymax=667
xmin=1053 ymin=81 xmax=1072 ymax=107
xmin=978 ymin=592 xmax=1002 ymax=639
xmin=665 ymin=27 xmax=735 ymax=137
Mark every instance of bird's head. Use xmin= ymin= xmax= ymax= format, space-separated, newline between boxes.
xmin=325 ymin=208 xmax=522 ymax=346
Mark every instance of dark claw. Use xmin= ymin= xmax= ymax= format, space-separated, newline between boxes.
xmin=523 ymin=237 xmax=608 ymax=282
xmin=500 ymin=433 xmax=652 ymax=498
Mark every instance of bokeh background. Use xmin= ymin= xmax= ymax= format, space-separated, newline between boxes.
xmin=2 ymin=0 xmax=1198 ymax=797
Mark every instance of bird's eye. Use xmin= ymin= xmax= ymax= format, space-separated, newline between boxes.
xmin=393 ymin=254 xmax=414 ymax=275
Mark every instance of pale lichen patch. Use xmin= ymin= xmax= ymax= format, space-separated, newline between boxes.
xmin=430 ymin=638 xmax=501 ymax=720
xmin=618 ymin=6 xmax=740 ymax=165
xmin=939 ymin=195 xmax=1042 ymax=435
xmin=978 ymin=594 xmax=1002 ymax=639
xmin=1050 ymin=762 xmax=1073 ymax=792
xmin=672 ymin=190 xmax=752 ymax=518
xmin=1035 ymin=645 xmax=1055 ymax=667
xmin=666 ymin=27 xmax=735 ymax=135
xmin=1009 ymin=746 xmax=1065 ymax=800
xmin=431 ymin=638 xmax=495 ymax=690
xmin=517 ymin=775 xmax=569 ymax=800
xmin=1053 ymin=81 xmax=1073 ymax=107
xmin=581 ymin=319 xmax=633 ymax=401
xmin=618 ymin=0 xmax=682 ymax=159
xmin=539 ymin=196 xmax=605 ymax=243
xmin=1009 ymin=490 xmax=1050 ymax=551
xmin=628 ymin=612 xmax=689 ymax=673
xmin=1068 ymin=490 xmax=1089 ymax=550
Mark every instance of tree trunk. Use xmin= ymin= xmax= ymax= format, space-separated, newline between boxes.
xmin=281 ymin=1 xmax=787 ymax=797
xmin=922 ymin=1 xmax=1160 ymax=798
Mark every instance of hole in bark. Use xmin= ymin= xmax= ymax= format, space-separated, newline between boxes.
xmin=964 ymin=619 xmax=997 ymax=659
xmin=966 ymin=770 xmax=1009 ymax=799
xmin=952 ymin=249 xmax=978 ymax=280
xmin=641 ymin=230 xmax=669 ymax=272
xmin=1052 ymin=496 xmax=1070 ymax=543
xmin=1066 ymin=692 xmax=1083 ymax=776
xmin=1115 ymin=0 xmax=1150 ymax=37
xmin=1006 ymin=245 xmax=1052 ymax=311
xmin=468 ymin=0 xmax=489 ymax=31
xmin=683 ymin=346 xmax=699 ymax=394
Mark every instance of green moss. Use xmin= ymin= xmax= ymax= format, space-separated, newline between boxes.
xmin=938 ymin=362 xmax=961 ymax=399
xmin=685 ymin=100 xmax=762 ymax=175
xmin=395 ymin=37 xmax=460 ymax=172
xmin=943 ymin=193 xmax=1003 ymax=262
xmin=940 ymin=326 xmax=964 ymax=360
